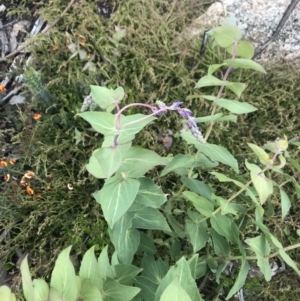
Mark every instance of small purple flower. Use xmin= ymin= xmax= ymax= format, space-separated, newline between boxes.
xmin=178 ymin=108 xmax=192 ymax=118
xmin=169 ymin=101 xmax=183 ymax=110
xmin=152 ymin=100 xmax=206 ymax=143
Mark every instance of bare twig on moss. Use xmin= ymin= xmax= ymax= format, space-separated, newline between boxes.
xmin=0 ymin=0 xmax=76 ymax=62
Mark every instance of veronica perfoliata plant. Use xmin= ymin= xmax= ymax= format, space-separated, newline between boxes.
xmin=75 ymin=25 xmax=300 ymax=301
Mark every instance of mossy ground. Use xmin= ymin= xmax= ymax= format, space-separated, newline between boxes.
xmin=0 ymin=0 xmax=300 ymax=300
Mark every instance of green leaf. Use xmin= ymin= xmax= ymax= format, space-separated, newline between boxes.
xmin=77 ymin=112 xmax=116 ymax=135
xmin=187 ymin=254 xmax=199 ymax=279
xmin=195 ymin=143 xmax=239 ymax=173
xmin=154 ymin=257 xmax=203 ymax=301
xmin=224 ymin=58 xmax=266 ymax=73
xmin=50 ymin=246 xmax=78 ymax=301
xmin=0 ymin=286 xmax=16 ymax=301
xmin=209 ymin=26 xmax=243 ymax=47
xmin=141 ymin=254 xmax=168 ymax=284
xmin=183 ymin=191 xmax=214 ymax=217
xmin=49 ymin=287 xmax=61 ymax=301
xmin=80 ymin=278 xmax=103 ymax=301
xmin=129 ymin=177 xmax=167 ymax=211
xmin=86 ymin=151 xmax=106 ymax=179
xmin=248 ymin=143 xmax=272 ymax=165
xmin=79 ymin=246 xmax=102 ymax=291
xmin=278 ymin=249 xmax=300 ymax=276
xmin=162 ymin=154 xmax=217 ymax=176
xmin=214 ymin=99 xmax=257 ymax=114
xmin=138 ymin=231 xmax=157 ymax=254
xmin=93 ymin=174 xmax=140 ymax=228
xmin=226 ymin=40 xmax=254 ymax=59
xmin=20 ymin=255 xmax=34 ymax=301
xmin=245 ymin=235 xmax=272 ymax=281
xmin=207 ymin=64 xmax=225 ymax=75
xmin=210 ymin=228 xmax=230 ymax=256
xmin=201 ymin=95 xmax=257 ymax=114
xmin=210 ymin=213 xmax=237 ymax=244
xmin=119 ymin=147 xmax=166 ymax=177
xmin=226 ymin=259 xmax=250 ymax=299
xmin=33 ymin=279 xmax=50 ymax=301
xmin=74 ymin=128 xmax=83 ymax=145
xmin=215 ymin=196 xmax=238 ymax=216
xmin=134 ymin=276 xmax=157 ymax=301
xmin=98 ymin=245 xmax=115 ymax=280
xmin=181 ymin=178 xmax=213 ymax=201
xmin=93 ymin=147 xmax=123 ymax=178
xmin=280 ymin=189 xmax=291 ymax=220
xmin=90 ymin=85 xmax=124 ymax=110
xmin=102 ymin=278 xmax=140 ymax=301
xmin=114 ymin=264 xmax=143 ymax=286
xmin=185 ymin=219 xmax=209 ymax=252
xmin=211 ymin=171 xmax=261 ymax=207
xmin=160 ymin=279 xmax=192 ymax=301
xmin=264 ymin=135 xmax=288 ymax=153
xmin=166 ymin=214 xmax=186 ymax=238
xmin=132 ymin=207 xmax=171 ymax=231
xmin=250 ymin=170 xmax=273 ymax=204
xmin=195 ymin=75 xmax=227 ymax=89
xmin=195 ymin=256 xmax=207 ymax=279
xmin=109 ymin=213 xmax=140 ymax=264
xmin=121 ymin=114 xmax=156 ymax=136
xmin=226 ymin=82 xmax=247 ymax=98
xmin=255 ymin=221 xmax=300 ymax=276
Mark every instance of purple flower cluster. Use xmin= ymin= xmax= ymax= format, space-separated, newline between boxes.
xmin=152 ymin=101 xmax=206 ymax=143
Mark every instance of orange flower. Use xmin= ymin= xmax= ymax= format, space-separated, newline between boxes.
xmin=35 ymin=193 xmax=42 ymax=199
xmin=33 ymin=113 xmax=42 ymax=120
xmin=0 ymin=159 xmax=7 ymax=167
xmin=4 ymin=174 xmax=10 ymax=182
xmin=79 ymin=38 xmax=86 ymax=46
xmin=24 ymin=171 xmax=35 ymax=179
xmin=20 ymin=179 xmax=27 ymax=186
xmin=26 ymin=185 xmax=34 ymax=195
xmin=52 ymin=45 xmax=59 ymax=51
xmin=0 ymin=84 xmax=6 ymax=92
xmin=9 ymin=159 xmax=17 ymax=165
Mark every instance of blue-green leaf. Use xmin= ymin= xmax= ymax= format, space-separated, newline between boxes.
xmin=226 ymin=259 xmax=250 ymax=299
xmin=77 ymin=112 xmax=116 ymax=135
xmin=185 ymin=219 xmax=209 ymax=252
xmin=226 ymin=40 xmax=254 ymax=59
xmin=280 ymin=189 xmax=291 ymax=220
xmin=224 ymin=58 xmax=266 ymax=73
xmin=93 ymin=174 xmax=140 ymax=228
xmin=183 ymin=191 xmax=214 ymax=217
xmin=245 ymin=235 xmax=272 ymax=281
xmin=208 ymin=26 xmax=243 ymax=47
xmin=129 ymin=177 xmax=167 ymax=211
xmin=102 ymin=278 xmax=140 ymax=301
xmin=90 ymin=85 xmax=124 ymax=110
xmin=79 ymin=246 xmax=102 ymax=291
xmin=80 ymin=279 xmax=103 ymax=301
xmin=132 ymin=207 xmax=171 ymax=231
xmin=50 ymin=246 xmax=78 ymax=301
xmin=98 ymin=245 xmax=115 ymax=280
xmin=160 ymin=279 xmax=192 ymax=301
xmin=109 ymin=213 xmax=140 ymax=264
xmin=119 ymin=147 xmax=166 ymax=177
xmin=210 ymin=228 xmax=230 ymax=257
xmin=210 ymin=213 xmax=237 ymax=244
xmin=154 ymin=257 xmax=203 ymax=301
xmin=195 ymin=143 xmax=239 ymax=173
